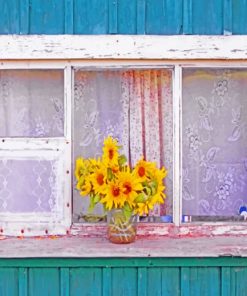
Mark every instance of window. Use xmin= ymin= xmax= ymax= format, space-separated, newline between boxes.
xmin=1 ymin=35 xmax=247 ymax=236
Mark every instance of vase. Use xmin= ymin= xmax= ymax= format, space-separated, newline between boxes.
xmin=107 ymin=209 xmax=137 ymax=244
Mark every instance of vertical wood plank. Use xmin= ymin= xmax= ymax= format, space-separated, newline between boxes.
xmin=223 ymin=0 xmax=232 ymax=35
xmin=0 ymin=0 xmax=20 ymax=34
xmin=118 ymin=0 xmax=137 ymax=34
xmin=29 ymin=268 xmax=60 ymax=296
xmin=138 ymin=267 xmax=147 ymax=296
xmin=108 ymin=0 xmax=118 ymax=33
xmin=232 ymin=0 xmax=247 ymax=34
xmin=183 ymin=0 xmax=192 ymax=34
xmin=235 ymin=267 xmax=247 ymax=296
xmin=19 ymin=268 xmax=28 ymax=296
xmin=29 ymin=0 xmax=65 ymax=34
xmin=147 ymin=268 xmax=162 ymax=296
xmin=192 ymin=0 xmax=223 ymax=34
xmin=0 ymin=268 xmax=18 ymax=296
xmin=221 ymin=267 xmax=232 ymax=296
xmin=181 ymin=267 xmax=190 ymax=296
xmin=112 ymin=267 xmax=137 ymax=296
xmin=74 ymin=0 xmax=108 ymax=34
xmin=181 ymin=267 xmax=221 ymax=296
xmin=70 ymin=268 xmax=102 ymax=296
xmin=137 ymin=0 xmax=146 ymax=34
xmin=60 ymin=268 xmax=70 ymax=296
xmin=64 ymin=0 xmax=74 ymax=33
xmin=161 ymin=267 xmax=180 ymax=296
xmin=146 ymin=0 xmax=183 ymax=34
xmin=19 ymin=0 xmax=30 ymax=34
xmin=103 ymin=267 xmax=112 ymax=296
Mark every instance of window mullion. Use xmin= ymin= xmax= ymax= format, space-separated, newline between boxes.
xmin=173 ymin=65 xmax=182 ymax=226
xmin=63 ymin=65 xmax=72 ymax=226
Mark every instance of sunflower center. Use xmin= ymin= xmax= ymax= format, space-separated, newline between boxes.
xmin=96 ymin=173 xmax=104 ymax=186
xmin=123 ymin=182 xmax=132 ymax=194
xmin=112 ymin=186 xmax=120 ymax=197
xmin=109 ymin=149 xmax=114 ymax=160
xmin=138 ymin=166 xmax=145 ymax=177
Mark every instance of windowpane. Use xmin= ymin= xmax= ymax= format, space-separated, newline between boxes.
xmin=73 ymin=69 xmax=173 ymax=222
xmin=0 ymin=70 xmax=64 ymax=137
xmin=182 ymin=68 xmax=247 ymax=220
xmin=0 ymin=156 xmax=61 ymax=214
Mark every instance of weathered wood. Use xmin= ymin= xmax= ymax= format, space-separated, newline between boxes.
xmin=0 ymin=236 xmax=247 ymax=258
xmin=1 ymin=35 xmax=247 ymax=60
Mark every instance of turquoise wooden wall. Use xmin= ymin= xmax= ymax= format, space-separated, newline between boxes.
xmin=0 ymin=257 xmax=247 ymax=296
xmin=0 ymin=0 xmax=247 ymax=35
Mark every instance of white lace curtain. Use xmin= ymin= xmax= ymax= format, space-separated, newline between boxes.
xmin=183 ymin=69 xmax=247 ymax=216
xmin=0 ymin=70 xmax=64 ymax=137
xmin=73 ymin=69 xmax=173 ymax=219
xmin=0 ymin=70 xmax=64 ymax=213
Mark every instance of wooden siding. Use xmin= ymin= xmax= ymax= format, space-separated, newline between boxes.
xmin=0 ymin=0 xmax=247 ymax=35
xmin=0 ymin=258 xmax=246 ymax=296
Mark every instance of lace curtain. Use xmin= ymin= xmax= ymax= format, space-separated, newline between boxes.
xmin=0 ymin=70 xmax=64 ymax=137
xmin=0 ymin=70 xmax=64 ymax=213
xmin=73 ymin=69 xmax=173 ymax=220
xmin=183 ymin=69 xmax=247 ymax=216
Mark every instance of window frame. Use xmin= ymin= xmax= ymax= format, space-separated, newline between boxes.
xmin=1 ymin=35 xmax=247 ymax=237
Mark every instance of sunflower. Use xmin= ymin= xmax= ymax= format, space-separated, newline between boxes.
xmin=76 ymin=177 xmax=92 ymax=196
xmin=102 ymin=136 xmax=119 ymax=167
xmin=118 ymin=169 xmax=143 ymax=207
xmin=75 ymin=157 xmax=84 ymax=181
xmin=133 ymin=158 xmax=155 ymax=181
xmin=100 ymin=181 xmax=126 ymax=210
xmin=90 ymin=166 xmax=107 ymax=195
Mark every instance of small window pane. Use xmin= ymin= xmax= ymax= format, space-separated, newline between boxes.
xmin=73 ymin=69 xmax=173 ymax=222
xmin=0 ymin=70 xmax=64 ymax=137
xmin=182 ymin=68 xmax=247 ymax=221
xmin=0 ymin=157 xmax=60 ymax=213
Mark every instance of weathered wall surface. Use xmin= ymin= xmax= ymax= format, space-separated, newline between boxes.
xmin=0 ymin=0 xmax=246 ymax=35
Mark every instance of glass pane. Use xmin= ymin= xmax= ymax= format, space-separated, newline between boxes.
xmin=0 ymin=70 xmax=64 ymax=137
xmin=73 ymin=69 xmax=173 ymax=222
xmin=0 ymin=157 xmax=60 ymax=213
xmin=182 ymin=68 xmax=247 ymax=221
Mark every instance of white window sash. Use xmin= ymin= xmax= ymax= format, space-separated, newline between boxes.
xmin=1 ymin=35 xmax=247 ymax=236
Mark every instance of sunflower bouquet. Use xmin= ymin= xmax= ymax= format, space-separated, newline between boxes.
xmin=75 ymin=136 xmax=167 ymax=243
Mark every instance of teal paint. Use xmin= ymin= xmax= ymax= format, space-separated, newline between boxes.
xmin=60 ymin=268 xmax=70 ymax=296
xmin=108 ymin=0 xmax=118 ymax=34
xmin=74 ymin=0 xmax=108 ymax=34
xmin=183 ymin=0 xmax=192 ymax=34
xmin=137 ymin=267 xmax=147 ymax=296
xmin=29 ymin=0 xmax=65 ymax=34
xmin=65 ymin=0 xmax=74 ymax=33
xmin=118 ymin=0 xmax=137 ymax=34
xmin=19 ymin=0 xmax=29 ymax=34
xmin=0 ymin=0 xmax=247 ymax=35
xmin=136 ymin=0 xmax=146 ymax=34
xmin=145 ymin=0 xmax=183 ymax=34
xmin=233 ymin=0 xmax=247 ymax=34
xmin=0 ymin=258 xmax=246 ymax=295
xmin=18 ymin=268 xmax=28 ymax=296
xmin=29 ymin=268 xmax=60 ymax=296
xmin=223 ymin=0 xmax=232 ymax=35
xmin=192 ymin=0 xmax=223 ymax=34
xmin=0 ymin=268 xmax=18 ymax=296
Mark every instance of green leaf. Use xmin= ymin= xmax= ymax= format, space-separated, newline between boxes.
xmin=93 ymin=194 xmax=101 ymax=203
xmin=149 ymin=180 xmax=158 ymax=194
xmin=134 ymin=193 xmax=146 ymax=203
xmin=123 ymin=203 xmax=133 ymax=219
xmin=88 ymin=195 xmax=96 ymax=213
xmin=107 ymin=168 xmax=114 ymax=180
xmin=118 ymin=154 xmax=127 ymax=167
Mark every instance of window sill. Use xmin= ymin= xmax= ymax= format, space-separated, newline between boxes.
xmin=0 ymin=233 xmax=247 ymax=258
